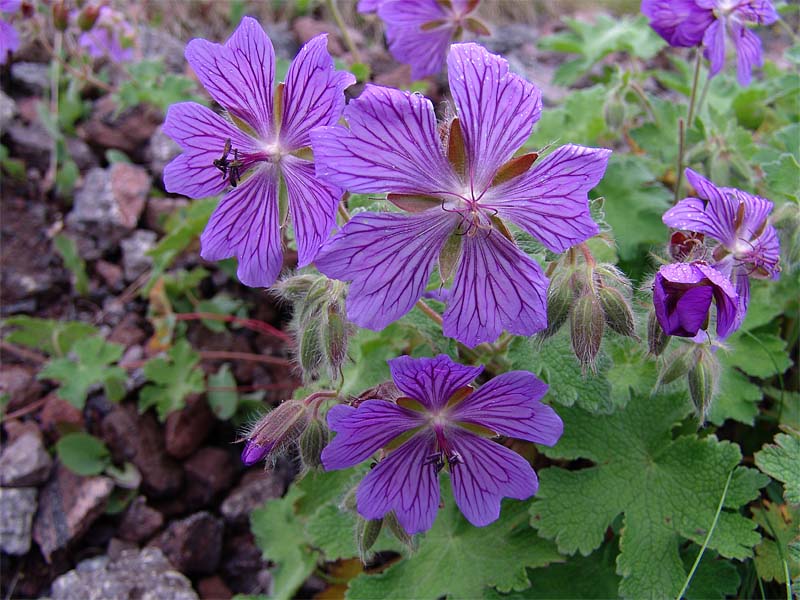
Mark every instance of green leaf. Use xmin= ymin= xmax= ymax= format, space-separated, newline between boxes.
xmin=527 ymin=85 xmax=608 ymax=148
xmin=207 ymin=364 xmax=238 ymax=420
xmin=755 ymin=429 xmax=800 ymax=505
xmin=530 ymin=392 xmax=767 ymax=599
xmin=347 ymin=483 xmax=562 ymax=600
xmin=139 ymin=340 xmax=205 ymax=420
xmin=53 ymin=233 xmax=89 ymax=296
xmin=764 ymin=153 xmax=800 ymax=203
xmin=723 ymin=329 xmax=793 ymax=379
xmin=56 ymin=432 xmax=111 ymax=476
xmin=2 ymin=316 xmax=98 ymax=356
xmin=708 ymin=366 xmax=762 ymax=426
xmin=752 ymin=502 xmax=800 ymax=583
xmin=681 ymin=547 xmax=740 ymax=600
xmin=39 ymin=336 xmax=127 ymax=409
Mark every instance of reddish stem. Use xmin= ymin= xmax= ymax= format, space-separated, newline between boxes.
xmin=174 ymin=312 xmax=291 ymax=343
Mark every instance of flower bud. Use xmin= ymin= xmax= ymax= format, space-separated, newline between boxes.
xmin=241 ymin=399 xmax=310 ymax=465
xmin=688 ymin=346 xmax=718 ymax=421
xmin=77 ymin=4 xmax=100 ymax=31
xmin=299 ymin=417 xmax=329 ymax=469
xmin=604 ymin=96 xmax=625 ymax=130
xmin=570 ymin=292 xmax=605 ymax=372
xmin=355 ymin=517 xmax=383 ymax=563
xmin=384 ymin=511 xmax=415 ymax=550
xmin=53 ymin=2 xmax=69 ymax=31
xmin=298 ymin=318 xmax=324 ymax=380
xmin=647 ymin=309 xmax=669 ymax=356
xmin=322 ymin=303 xmax=349 ymax=379
xmin=541 ymin=273 xmax=573 ymax=339
xmin=598 ymin=286 xmax=636 ymax=338
xmin=342 ymin=486 xmax=358 ymax=512
xmin=272 ymin=273 xmax=318 ymax=303
xmin=656 ymin=346 xmax=693 ymax=387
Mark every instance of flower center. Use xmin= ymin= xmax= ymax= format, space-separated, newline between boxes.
xmin=212 ymin=137 xmax=285 ymax=188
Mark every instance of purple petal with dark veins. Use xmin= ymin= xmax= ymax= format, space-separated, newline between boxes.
xmin=448 ymin=429 xmax=538 ymax=527
xmin=641 ymin=0 xmax=713 ymax=47
xmin=162 ymin=102 xmax=259 ymax=199
xmin=281 ymin=156 xmax=341 ymax=268
xmin=185 ymin=16 xmax=275 ymax=137
xmin=200 ymin=165 xmax=283 ymax=288
xmin=279 ymin=34 xmax=355 ymax=151
xmin=310 ymin=85 xmax=456 ymax=195
xmin=314 ymin=210 xmax=458 ymax=330
xmin=356 ymin=431 xmax=440 ymax=534
xmin=485 ymin=144 xmax=610 ymax=253
xmin=447 ymin=43 xmax=543 ymax=191
xmin=443 ymin=231 xmax=548 ymax=347
xmin=703 ymin=18 xmax=726 ymax=78
xmin=322 ymin=400 xmax=424 ymax=470
xmin=451 ymin=371 xmax=563 ymax=446
xmin=725 ymin=188 xmax=774 ymax=241
xmin=664 ymin=169 xmax=738 ymax=246
xmin=734 ymin=1 xmax=778 ymax=25
xmin=388 ymin=354 xmax=483 ymax=410
xmin=731 ymin=21 xmax=763 ymax=86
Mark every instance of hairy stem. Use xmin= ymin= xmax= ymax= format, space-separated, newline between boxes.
xmin=674 ymin=50 xmax=703 ymax=204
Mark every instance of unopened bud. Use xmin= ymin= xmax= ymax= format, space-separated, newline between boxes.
xmin=298 ymin=319 xmax=323 ymax=380
xmin=541 ymin=274 xmax=573 ymax=339
xmin=647 ymin=310 xmax=669 ymax=356
xmin=322 ymin=304 xmax=349 ymax=379
xmin=299 ymin=418 xmax=329 ymax=469
xmin=77 ymin=4 xmax=100 ymax=31
xmin=241 ymin=399 xmax=309 ymax=465
xmin=355 ymin=517 xmax=383 ymax=563
xmin=53 ymin=2 xmax=69 ymax=31
xmin=342 ymin=486 xmax=358 ymax=512
xmin=598 ymin=286 xmax=636 ymax=338
xmin=604 ymin=97 xmax=625 ymax=130
xmin=688 ymin=347 xmax=718 ymax=421
xmin=272 ymin=273 xmax=318 ymax=303
xmin=656 ymin=347 xmax=693 ymax=387
xmin=384 ymin=511 xmax=414 ymax=550
xmin=570 ymin=292 xmax=604 ymax=372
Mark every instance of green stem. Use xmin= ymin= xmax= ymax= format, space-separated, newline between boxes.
xmin=46 ymin=32 xmax=63 ymax=191
xmin=673 ymin=50 xmax=703 ymax=205
xmin=675 ymin=468 xmax=734 ymax=600
xmin=326 ymin=0 xmax=361 ymax=63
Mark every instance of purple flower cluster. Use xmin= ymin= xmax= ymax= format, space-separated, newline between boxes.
xmin=642 ymin=0 xmax=778 ymax=85
xmin=77 ymin=5 xmax=136 ymax=63
xmin=322 ymin=354 xmax=562 ymax=533
xmin=654 ymin=168 xmax=780 ymax=338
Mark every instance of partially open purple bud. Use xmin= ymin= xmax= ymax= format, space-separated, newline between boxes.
xmin=240 ymin=399 xmax=310 ymax=466
xmin=241 ymin=440 xmax=273 ymax=466
xmin=653 ymin=262 xmax=739 ymax=339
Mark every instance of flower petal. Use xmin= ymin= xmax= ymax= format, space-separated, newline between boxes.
xmin=0 ymin=19 xmax=19 ymax=64
xmin=281 ymin=156 xmax=341 ymax=268
xmin=279 ymin=34 xmax=355 ymax=151
xmin=322 ymin=400 xmax=424 ymax=470
xmin=162 ymin=102 xmax=259 ymax=199
xmin=356 ymin=431 xmax=440 ymax=534
xmin=448 ymin=429 xmax=538 ymax=527
xmin=315 ymin=210 xmax=457 ymax=330
xmin=200 ymin=165 xmax=283 ymax=288
xmin=664 ymin=169 xmax=738 ymax=246
xmin=641 ymin=0 xmax=714 ymax=46
xmin=447 ymin=43 xmax=542 ymax=191
xmin=451 ymin=371 xmax=562 ymax=446
xmin=388 ymin=354 xmax=483 ymax=410
xmin=185 ymin=16 xmax=275 ymax=137
xmin=732 ymin=267 xmax=750 ymax=332
xmin=443 ymin=231 xmax=548 ymax=347
xmin=726 ymin=188 xmax=774 ymax=240
xmin=731 ymin=22 xmax=763 ymax=86
xmin=734 ymin=1 xmax=778 ymax=25
xmin=485 ymin=144 xmax=610 ymax=253
xmin=310 ymin=85 xmax=456 ymax=195
xmin=702 ymin=18 xmax=726 ymax=78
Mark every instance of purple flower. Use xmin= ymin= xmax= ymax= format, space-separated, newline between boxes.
xmin=77 ymin=6 xmax=135 ymax=63
xmin=653 ymin=261 xmax=739 ymax=338
xmin=321 ymin=354 xmax=562 ymax=533
xmin=311 ymin=43 xmax=610 ymax=347
xmin=642 ymin=0 xmax=778 ymax=85
xmin=162 ymin=17 xmax=355 ymax=287
xmin=663 ymin=168 xmax=780 ymax=330
xmin=376 ymin=0 xmax=489 ymax=79
xmin=0 ymin=0 xmax=21 ymax=65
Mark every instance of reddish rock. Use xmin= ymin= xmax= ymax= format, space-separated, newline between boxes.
xmin=3 ymin=419 xmax=42 ymax=443
xmin=101 ymin=404 xmax=183 ymax=498
xmin=292 ymin=17 xmax=345 ymax=55
xmin=145 ymin=196 xmax=187 ymax=233
xmin=183 ymin=447 xmax=237 ymax=508
xmin=108 ymin=313 xmax=147 ymax=347
xmin=107 ymin=537 xmax=139 ymax=560
xmin=118 ymin=496 xmax=164 ymax=543
xmin=149 ymin=512 xmax=223 ymax=575
xmin=79 ymin=95 xmax=161 ymax=153
xmin=198 ymin=575 xmax=233 ymax=600
xmin=39 ymin=393 xmax=83 ymax=441
xmin=0 ymin=431 xmax=52 ymax=486
xmin=94 ymin=260 xmax=124 ymax=289
xmin=33 ymin=464 xmax=114 ymax=561
xmin=221 ymin=469 xmax=285 ymax=525
xmin=164 ymin=395 xmax=215 ymax=460
xmin=221 ymin=532 xmax=270 ymax=595
xmin=109 ymin=163 xmax=150 ymax=229
xmin=0 ymin=364 xmax=43 ymax=411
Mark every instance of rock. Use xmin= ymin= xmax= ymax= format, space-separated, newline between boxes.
xmin=221 ymin=532 xmax=270 ymax=595
xmin=197 ymin=575 xmax=232 ymax=600
xmin=221 ymin=470 xmax=285 ymax=525
xmin=50 ymin=547 xmax=198 ymax=600
xmin=149 ymin=512 xmax=224 ymax=575
xmin=5 ymin=122 xmax=51 ymax=170
xmin=10 ymin=62 xmax=49 ymax=94
xmin=0 ymin=363 xmax=43 ymax=411
xmin=33 ymin=464 xmax=114 ymax=560
xmin=146 ymin=126 xmax=181 ymax=179
xmin=183 ymin=447 xmax=237 ymax=508
xmin=107 ymin=537 xmax=139 ymax=559
xmin=264 ymin=22 xmax=299 ymax=60
xmin=0 ymin=432 xmax=53 ymax=486
xmin=140 ymin=26 xmax=186 ymax=73
xmin=101 ymin=404 xmax=183 ymax=498
xmin=108 ymin=313 xmax=147 ymax=347
xmin=95 ymin=259 xmax=124 ymax=290
xmin=145 ymin=196 xmax=188 ymax=233
xmin=118 ymin=496 xmax=164 ymax=543
xmin=3 ymin=418 xmax=41 ymax=443
xmin=0 ymin=487 xmax=37 ymax=554
xmin=292 ymin=17 xmax=344 ymax=55
xmin=482 ymin=23 xmax=539 ymax=56
xmin=164 ymin=395 xmax=215 ymax=460
xmin=120 ymin=230 xmax=157 ymax=281
xmin=39 ymin=393 xmax=84 ymax=441
xmin=0 ymin=89 xmax=19 ymax=132
xmin=79 ymin=95 xmax=161 ymax=154
xmin=67 ymin=163 xmax=151 ymax=252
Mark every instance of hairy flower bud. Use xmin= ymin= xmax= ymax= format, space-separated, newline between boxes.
xmin=355 ymin=517 xmax=383 ymax=563
xmin=272 ymin=273 xmax=318 ymax=303
xmin=241 ymin=399 xmax=310 ymax=466
xmin=77 ymin=4 xmax=100 ymax=31
xmin=648 ymin=310 xmax=670 ymax=356
xmin=384 ymin=511 xmax=414 ymax=550
xmin=53 ymin=2 xmax=69 ymax=31
xmin=688 ymin=345 xmax=719 ymax=421
xmin=570 ymin=292 xmax=605 ymax=372
xmin=656 ymin=346 xmax=694 ymax=388
xmin=598 ymin=286 xmax=636 ymax=338
xmin=299 ymin=417 xmax=329 ymax=469
xmin=541 ymin=272 xmax=573 ymax=339
xmin=322 ymin=303 xmax=349 ymax=379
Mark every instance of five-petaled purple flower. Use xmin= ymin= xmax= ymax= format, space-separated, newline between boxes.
xmin=663 ymin=168 xmax=780 ymax=331
xmin=162 ymin=17 xmax=355 ymax=287
xmin=641 ymin=0 xmax=778 ymax=85
xmin=0 ymin=0 xmax=20 ymax=65
xmin=311 ymin=43 xmax=611 ymax=347
xmin=653 ymin=261 xmax=739 ymax=338
xmin=367 ymin=0 xmax=489 ymax=79
xmin=321 ymin=354 xmax=562 ymax=534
